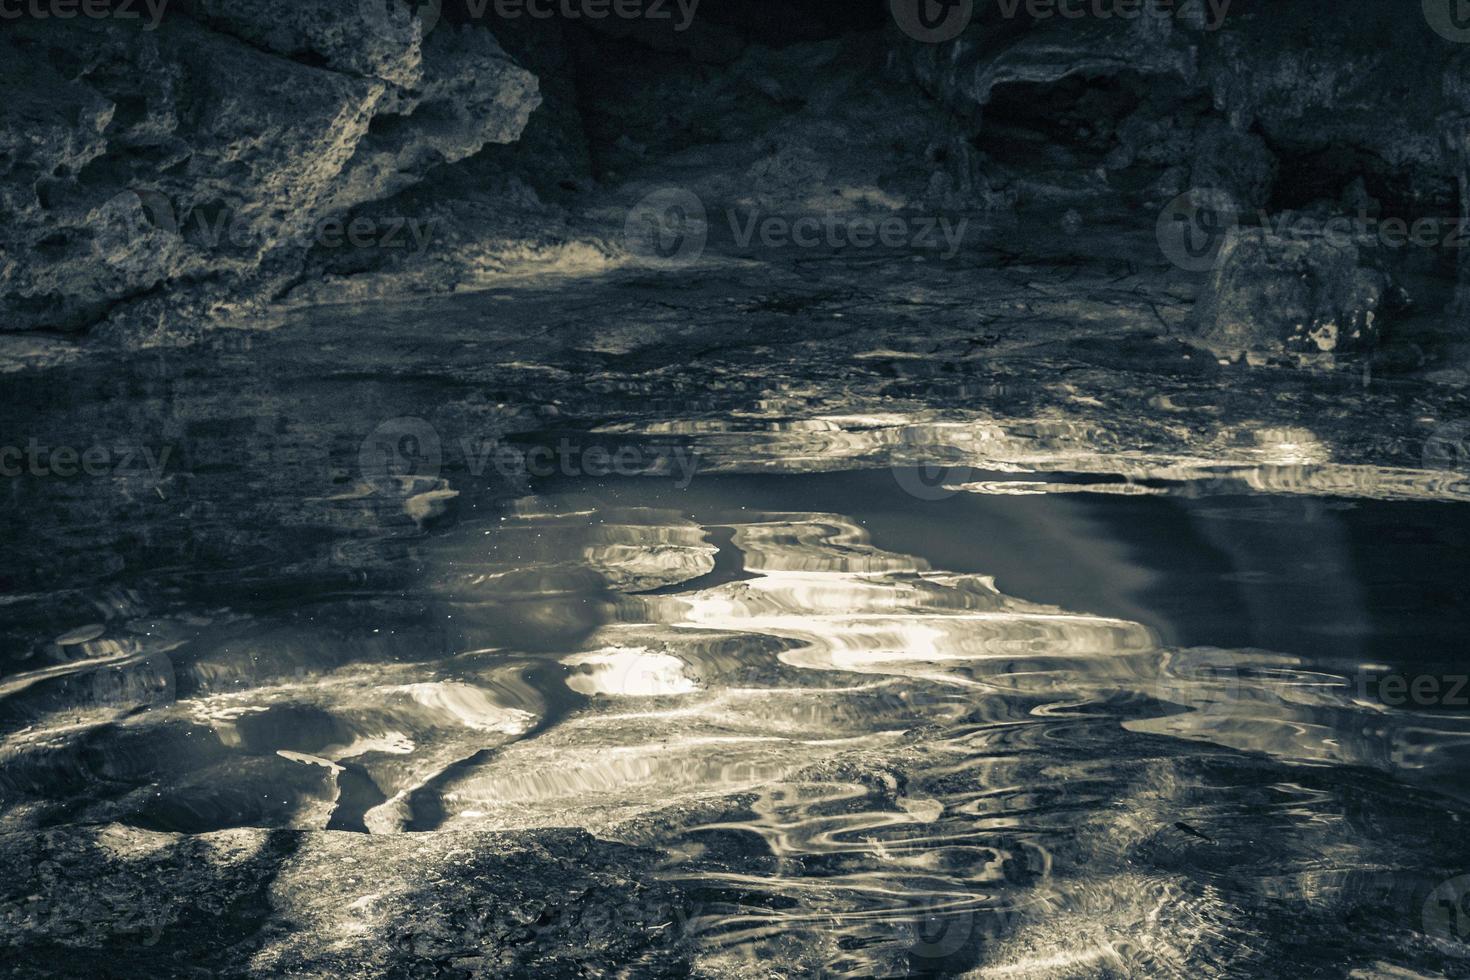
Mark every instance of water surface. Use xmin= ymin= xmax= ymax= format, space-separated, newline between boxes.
xmin=4 ymin=281 xmax=1470 ymax=977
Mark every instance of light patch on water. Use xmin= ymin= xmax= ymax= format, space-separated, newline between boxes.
xmin=54 ymin=624 xmax=106 ymax=646
xmin=1252 ymin=426 xmax=1329 ymax=465
xmin=391 ymin=682 xmax=536 ymax=734
xmin=324 ymin=732 xmax=416 ymax=759
xmin=439 ymin=737 xmax=804 ymax=813
xmin=0 ymin=641 xmax=142 ymax=699
xmin=671 ymin=562 xmax=1155 ymax=680
xmin=403 ymin=486 xmax=458 ymax=525
xmin=897 ymin=796 xmax=945 ymax=823
xmin=186 ymin=693 xmax=274 ymax=747
xmin=87 ymin=823 xmax=181 ymax=861
xmin=615 ymin=414 xmax=1470 ymax=502
xmin=277 ymin=750 xmax=345 ymax=774
xmin=562 ymin=647 xmax=699 ymax=696
xmin=953 ymin=480 xmax=1165 ymax=496
xmin=9 ymin=484 xmax=1470 ymax=976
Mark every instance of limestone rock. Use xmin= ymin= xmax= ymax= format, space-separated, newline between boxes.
xmin=0 ymin=9 xmax=539 ymax=336
xmin=1188 ymin=227 xmax=1388 ymax=357
xmin=185 ymin=0 xmax=429 ymax=86
xmin=895 ymin=0 xmax=1461 ymax=220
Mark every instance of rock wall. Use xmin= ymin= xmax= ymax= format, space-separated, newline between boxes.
xmin=0 ymin=2 xmax=540 ymax=338
xmin=5 ymin=0 xmax=1470 ymax=350
xmin=895 ymin=0 xmax=1464 ymax=219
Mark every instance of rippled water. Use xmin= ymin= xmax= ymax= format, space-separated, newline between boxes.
xmin=5 ymin=284 xmax=1470 ymax=977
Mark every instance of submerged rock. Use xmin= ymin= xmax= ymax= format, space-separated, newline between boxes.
xmin=1187 ymin=227 xmax=1389 ymax=358
xmin=0 ymin=824 xmax=692 ymax=979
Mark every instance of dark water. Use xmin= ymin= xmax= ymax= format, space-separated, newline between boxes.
xmin=5 ymin=289 xmax=1470 ymax=977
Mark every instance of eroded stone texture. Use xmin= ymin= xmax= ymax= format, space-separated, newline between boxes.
xmin=0 ymin=7 xmax=538 ymax=336
xmin=894 ymin=0 xmax=1464 ymax=229
xmin=1188 ymin=227 xmax=1387 ymax=356
xmin=0 ymin=824 xmax=691 ymax=979
xmin=5 ymin=0 xmax=1470 ymax=348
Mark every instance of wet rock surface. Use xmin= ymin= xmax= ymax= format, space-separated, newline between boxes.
xmin=2 ymin=259 xmax=1470 ymax=974
xmin=3 ymin=231 xmax=1470 ymax=599
xmin=1189 ymin=227 xmax=1390 ymax=358
xmin=0 ymin=824 xmax=691 ymax=979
